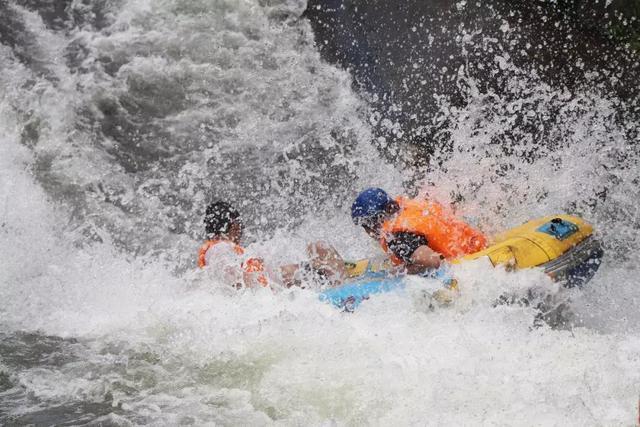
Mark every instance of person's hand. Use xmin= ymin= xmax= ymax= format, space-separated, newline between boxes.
xmin=407 ymin=245 xmax=441 ymax=273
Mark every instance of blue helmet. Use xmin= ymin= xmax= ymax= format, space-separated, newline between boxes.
xmin=351 ymin=188 xmax=392 ymax=224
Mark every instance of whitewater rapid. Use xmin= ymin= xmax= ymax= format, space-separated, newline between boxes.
xmin=1 ymin=0 xmax=640 ymax=425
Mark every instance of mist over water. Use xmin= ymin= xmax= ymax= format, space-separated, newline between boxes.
xmin=1 ymin=0 xmax=640 ymax=425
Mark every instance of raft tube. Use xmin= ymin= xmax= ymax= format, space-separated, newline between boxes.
xmin=319 ymin=266 xmax=456 ymax=311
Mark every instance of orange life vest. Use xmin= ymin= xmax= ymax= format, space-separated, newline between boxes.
xmin=198 ymin=239 xmax=268 ymax=287
xmin=380 ymin=197 xmax=487 ymax=263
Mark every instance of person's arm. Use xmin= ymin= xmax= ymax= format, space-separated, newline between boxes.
xmin=387 ymin=232 xmax=441 ymax=274
xmin=278 ymin=242 xmax=346 ymax=288
xmin=306 ymin=241 xmax=346 ymax=284
xmin=407 ymin=245 xmax=441 ymax=273
xmin=279 ymin=263 xmax=302 ymax=288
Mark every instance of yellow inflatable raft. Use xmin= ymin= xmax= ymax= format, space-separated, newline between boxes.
xmin=345 ymin=215 xmax=603 ymax=288
xmin=457 ymin=215 xmax=602 ymax=287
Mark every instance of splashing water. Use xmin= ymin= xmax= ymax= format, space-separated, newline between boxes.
xmin=1 ymin=0 xmax=640 ymax=425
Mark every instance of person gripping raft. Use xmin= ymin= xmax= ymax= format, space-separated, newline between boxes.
xmin=351 ymin=188 xmax=487 ymax=274
xmin=321 ymin=189 xmax=601 ymax=312
xmin=199 ymin=201 xmax=346 ymax=289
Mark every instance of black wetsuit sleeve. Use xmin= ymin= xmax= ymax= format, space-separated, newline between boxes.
xmin=386 ymin=232 xmax=428 ymax=263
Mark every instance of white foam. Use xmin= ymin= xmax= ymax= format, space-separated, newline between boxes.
xmin=1 ymin=0 xmax=640 ymax=424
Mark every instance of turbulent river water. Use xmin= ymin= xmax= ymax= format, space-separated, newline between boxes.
xmin=1 ymin=0 xmax=640 ymax=425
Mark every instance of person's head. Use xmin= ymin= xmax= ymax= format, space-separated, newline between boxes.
xmin=204 ymin=201 xmax=242 ymax=243
xmin=351 ymin=188 xmax=399 ymax=238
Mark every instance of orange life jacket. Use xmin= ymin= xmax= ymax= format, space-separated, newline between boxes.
xmin=198 ymin=239 xmax=243 ymax=268
xmin=380 ymin=197 xmax=487 ymax=264
xmin=198 ymin=239 xmax=268 ymax=287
